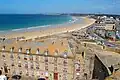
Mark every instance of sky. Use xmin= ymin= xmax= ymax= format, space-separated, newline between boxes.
xmin=0 ymin=0 xmax=120 ymax=14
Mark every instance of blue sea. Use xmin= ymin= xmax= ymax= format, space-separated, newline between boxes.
xmin=0 ymin=14 xmax=73 ymax=31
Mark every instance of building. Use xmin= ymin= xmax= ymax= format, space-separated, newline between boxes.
xmin=95 ymin=28 xmax=106 ymax=38
xmin=0 ymin=38 xmax=74 ymax=80
xmin=94 ymin=18 xmax=116 ymax=41
xmin=105 ymin=30 xmax=116 ymax=41
xmin=104 ymin=17 xmax=115 ymax=24
xmin=115 ymin=23 xmax=120 ymax=39
xmin=116 ymin=31 xmax=120 ymax=39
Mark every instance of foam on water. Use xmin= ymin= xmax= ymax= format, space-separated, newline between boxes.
xmin=27 ymin=25 xmax=51 ymax=29
xmin=12 ymin=28 xmax=26 ymax=31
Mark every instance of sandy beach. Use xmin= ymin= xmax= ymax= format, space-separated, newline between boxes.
xmin=0 ymin=16 xmax=95 ymax=40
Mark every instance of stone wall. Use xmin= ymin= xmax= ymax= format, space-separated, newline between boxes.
xmin=105 ymin=46 xmax=120 ymax=54
xmin=92 ymin=55 xmax=109 ymax=80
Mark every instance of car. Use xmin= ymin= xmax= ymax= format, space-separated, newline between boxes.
xmin=107 ymin=43 xmax=114 ymax=47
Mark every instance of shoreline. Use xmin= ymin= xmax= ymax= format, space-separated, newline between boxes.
xmin=0 ymin=16 xmax=95 ymax=39
xmin=0 ymin=15 xmax=74 ymax=32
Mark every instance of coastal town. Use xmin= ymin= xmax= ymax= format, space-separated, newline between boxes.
xmin=0 ymin=15 xmax=120 ymax=80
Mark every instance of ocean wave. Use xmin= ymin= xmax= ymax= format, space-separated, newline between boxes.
xmin=27 ymin=26 xmax=41 ymax=29
xmin=0 ymin=31 xmax=5 ymax=34
xmin=11 ymin=28 xmax=26 ymax=31
xmin=27 ymin=25 xmax=51 ymax=29
xmin=68 ymin=17 xmax=78 ymax=24
xmin=0 ymin=31 xmax=5 ymax=32
xmin=11 ymin=25 xmax=52 ymax=32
